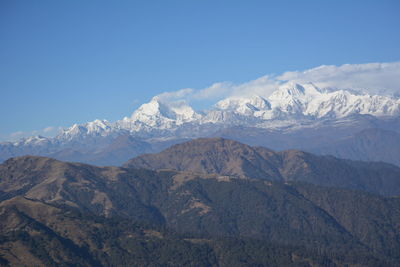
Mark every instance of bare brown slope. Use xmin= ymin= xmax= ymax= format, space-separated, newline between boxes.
xmin=124 ymin=138 xmax=400 ymax=196
xmin=2 ymin=155 xmax=400 ymax=264
xmin=124 ymin=137 xmax=283 ymax=180
xmin=0 ymin=155 xmax=166 ymax=223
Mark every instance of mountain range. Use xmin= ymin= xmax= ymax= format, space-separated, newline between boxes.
xmin=125 ymin=138 xmax=400 ymax=196
xmin=1 ymin=81 xmax=400 ymax=166
xmin=1 ymin=137 xmax=400 ymax=265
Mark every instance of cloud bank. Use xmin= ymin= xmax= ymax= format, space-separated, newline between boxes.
xmin=154 ymin=62 xmax=400 ymax=107
xmin=278 ymin=62 xmax=400 ymax=96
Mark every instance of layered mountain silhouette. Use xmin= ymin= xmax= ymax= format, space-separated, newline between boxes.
xmin=125 ymin=138 xmax=400 ymax=196
xmin=1 ymin=147 xmax=400 ymax=265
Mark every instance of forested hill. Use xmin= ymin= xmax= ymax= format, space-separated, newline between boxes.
xmin=0 ymin=155 xmax=400 ymax=266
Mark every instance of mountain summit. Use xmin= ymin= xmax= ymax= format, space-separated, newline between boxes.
xmin=128 ymin=96 xmax=201 ymax=128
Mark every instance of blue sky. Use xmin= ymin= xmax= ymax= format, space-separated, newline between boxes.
xmin=1 ymin=0 xmax=400 ymax=140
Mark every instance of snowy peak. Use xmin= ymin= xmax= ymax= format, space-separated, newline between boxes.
xmin=57 ymin=119 xmax=112 ymax=141
xmin=265 ymin=82 xmax=400 ymax=119
xmin=131 ymin=97 xmax=175 ymax=122
xmin=271 ymin=82 xmax=321 ymax=99
xmin=200 ymin=95 xmax=273 ymax=124
xmin=205 ymin=82 xmax=400 ymax=123
xmin=168 ymin=100 xmax=200 ymax=121
xmin=268 ymin=82 xmax=320 ymax=114
xmin=128 ymin=97 xmax=201 ymax=129
xmin=86 ymin=119 xmax=112 ymax=133
xmin=273 ymin=82 xmax=305 ymax=97
xmin=13 ymin=135 xmax=50 ymax=146
xmin=209 ymin=83 xmax=328 ymax=122
xmin=215 ymin=95 xmax=271 ymax=115
xmin=306 ymin=90 xmax=400 ymax=118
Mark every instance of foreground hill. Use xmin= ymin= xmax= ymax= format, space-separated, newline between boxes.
xmin=2 ymin=196 xmax=385 ymax=267
xmin=1 ymin=155 xmax=400 ymax=265
xmin=125 ymin=138 xmax=400 ymax=196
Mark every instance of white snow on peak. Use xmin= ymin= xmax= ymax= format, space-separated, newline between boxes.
xmin=215 ymin=95 xmax=271 ymax=113
xmin=86 ymin=119 xmax=112 ymax=133
xmin=261 ymin=82 xmax=400 ymax=119
xmin=201 ymin=95 xmax=271 ymax=124
xmin=126 ymin=96 xmax=201 ymax=130
xmin=131 ymin=97 xmax=172 ymax=119
xmin=267 ymin=82 xmax=321 ymax=117
xmin=13 ymin=135 xmax=50 ymax=146
xmin=205 ymin=82 xmax=400 ymax=122
xmin=304 ymin=90 xmax=400 ymax=118
xmin=269 ymin=82 xmax=321 ymax=101
xmin=57 ymin=119 xmax=112 ymax=141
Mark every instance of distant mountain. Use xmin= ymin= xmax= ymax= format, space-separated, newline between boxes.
xmin=1 ymin=82 xmax=400 ymax=166
xmin=125 ymin=138 xmax=400 ymax=196
xmin=313 ymin=128 xmax=400 ymax=166
xmin=48 ymin=134 xmax=153 ymax=166
xmin=208 ymin=116 xmax=400 ymax=167
xmin=1 ymin=155 xmax=400 ymax=265
xmin=55 ymin=82 xmax=400 ymax=136
xmin=209 ymin=82 xmax=400 ymax=122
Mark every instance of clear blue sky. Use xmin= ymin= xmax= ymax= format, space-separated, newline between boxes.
xmin=1 ymin=0 xmax=400 ymax=139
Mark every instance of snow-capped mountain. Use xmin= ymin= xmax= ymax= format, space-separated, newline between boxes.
xmin=201 ymin=95 xmax=272 ymax=124
xmin=203 ymin=82 xmax=400 ymax=124
xmin=269 ymin=82 xmax=400 ymax=119
xmin=12 ymin=135 xmax=51 ymax=147
xmin=2 ymin=81 xmax=400 ymax=165
xmin=116 ymin=96 xmax=202 ymax=132
xmin=58 ymin=119 xmax=114 ymax=141
xmin=6 ymin=82 xmax=400 ymax=144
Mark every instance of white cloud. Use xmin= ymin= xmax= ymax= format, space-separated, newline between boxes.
xmin=278 ymin=62 xmax=400 ymax=96
xmin=153 ymin=76 xmax=280 ymax=107
xmin=192 ymin=82 xmax=233 ymax=100
xmin=155 ymin=84 xmax=233 ymax=105
xmin=156 ymin=88 xmax=194 ymax=102
xmin=230 ymin=75 xmax=281 ymax=98
xmin=153 ymin=83 xmax=235 ymax=110
xmin=43 ymin=126 xmax=56 ymax=133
